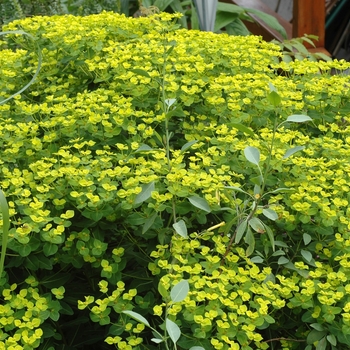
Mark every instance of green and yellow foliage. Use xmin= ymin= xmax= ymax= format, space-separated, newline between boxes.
xmin=1 ymin=11 xmax=350 ymax=350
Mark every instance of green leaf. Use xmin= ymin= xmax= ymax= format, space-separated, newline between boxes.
xmin=170 ymin=280 xmax=189 ymax=302
xmin=134 ymin=182 xmax=155 ymax=205
xmin=262 ymin=208 xmax=278 ymax=221
xmin=326 ymin=334 xmax=337 ymax=346
xmin=43 ymin=242 xmax=59 ymax=256
xmin=0 ymin=31 xmax=42 ymax=105
xmin=122 ymin=310 xmax=150 ymax=327
xmin=158 ymin=281 xmax=168 ymax=298
xmin=216 ymin=2 xmax=245 ymax=14
xmin=286 ymin=115 xmax=312 ymax=123
xmin=142 ymin=212 xmax=158 ymax=235
xmin=135 ymin=144 xmax=154 ymax=153
xmin=316 ymin=337 xmax=327 ymax=350
xmin=214 ymin=12 xmax=239 ymax=32
xmin=244 ymin=7 xmax=287 ymax=39
xmin=225 ymin=186 xmax=249 ymax=195
xmin=283 ymin=146 xmax=305 ymax=159
xmin=245 ymin=228 xmax=255 ymax=256
xmin=303 ymin=233 xmax=312 ymax=245
xmin=278 ymin=257 xmax=289 ymax=265
xmin=18 ymin=244 xmax=32 ymax=257
xmin=244 ymin=146 xmax=260 ymax=166
xmin=267 ymin=90 xmax=281 ymax=107
xmin=301 ymin=249 xmax=312 ymax=262
xmin=131 ymin=69 xmax=151 ymax=78
xmin=235 ymin=219 xmax=247 ymax=244
xmin=173 ymin=220 xmax=188 ymax=239
xmin=0 ymin=190 xmax=10 ymax=277
xmin=230 ymin=123 xmax=254 ymax=136
xmin=151 ymin=338 xmax=164 ymax=344
xmin=265 ymin=225 xmax=275 ymax=251
xmin=248 ymin=217 xmax=265 ymax=233
xmin=166 ymin=318 xmax=181 ymax=344
xmin=310 ymin=323 xmax=324 ymax=332
xmin=225 ymin=18 xmax=250 ymax=36
xmin=181 ymin=140 xmax=198 ymax=153
xmin=188 ymin=196 xmax=211 ymax=213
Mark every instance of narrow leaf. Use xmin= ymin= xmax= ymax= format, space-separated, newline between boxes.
xmin=142 ymin=212 xmax=158 ymax=235
xmin=244 ymin=146 xmax=260 ymax=166
xmin=286 ymin=115 xmax=312 ymax=123
xmin=265 ymin=225 xmax=275 ymax=252
xmin=173 ymin=220 xmax=188 ymax=239
xmin=134 ymin=182 xmax=155 ymax=205
xmin=151 ymin=338 xmax=164 ymax=344
xmin=248 ymin=217 xmax=265 ymax=233
xmin=122 ymin=310 xmax=150 ymax=327
xmin=170 ymin=280 xmax=189 ymax=302
xmin=135 ymin=144 xmax=154 ymax=153
xmin=244 ymin=7 xmax=287 ymax=39
xmin=166 ymin=318 xmax=181 ymax=344
xmin=0 ymin=190 xmax=10 ymax=277
xmin=225 ymin=186 xmax=249 ymax=195
xmin=131 ymin=69 xmax=151 ymax=78
xmin=262 ymin=208 xmax=278 ymax=221
xmin=231 ymin=123 xmax=254 ymax=136
xmin=245 ymin=228 xmax=255 ymax=256
xmin=283 ymin=146 xmax=305 ymax=159
xmin=181 ymin=140 xmax=198 ymax=153
xmin=188 ymin=196 xmax=211 ymax=213
xmin=235 ymin=219 xmax=247 ymax=244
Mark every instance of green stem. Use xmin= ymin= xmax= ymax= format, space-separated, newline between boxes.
xmin=261 ymin=112 xmax=278 ymax=196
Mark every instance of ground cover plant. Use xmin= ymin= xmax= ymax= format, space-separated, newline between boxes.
xmin=2 ymin=10 xmax=350 ymax=350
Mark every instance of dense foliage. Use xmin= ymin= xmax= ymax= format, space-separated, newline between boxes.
xmin=1 ymin=11 xmax=350 ymax=350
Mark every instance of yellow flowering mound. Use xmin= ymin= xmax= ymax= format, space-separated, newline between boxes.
xmin=1 ymin=11 xmax=350 ymax=350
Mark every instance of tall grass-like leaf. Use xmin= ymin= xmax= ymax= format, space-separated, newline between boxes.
xmin=0 ymin=30 xmax=42 ymax=105
xmin=243 ymin=7 xmax=287 ymax=39
xmin=0 ymin=190 xmax=10 ymax=277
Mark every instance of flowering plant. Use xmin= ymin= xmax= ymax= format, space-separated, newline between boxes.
xmin=1 ymin=11 xmax=350 ymax=350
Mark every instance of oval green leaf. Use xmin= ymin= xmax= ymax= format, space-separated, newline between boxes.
xmin=170 ymin=280 xmax=189 ymax=302
xmin=134 ymin=181 xmax=155 ymax=205
xmin=173 ymin=220 xmax=188 ymax=239
xmin=244 ymin=146 xmax=260 ymax=166
xmin=166 ymin=318 xmax=181 ymax=344
xmin=188 ymin=196 xmax=211 ymax=213
xmin=286 ymin=115 xmax=312 ymax=123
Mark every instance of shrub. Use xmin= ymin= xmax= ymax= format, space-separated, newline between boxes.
xmin=1 ymin=11 xmax=350 ymax=350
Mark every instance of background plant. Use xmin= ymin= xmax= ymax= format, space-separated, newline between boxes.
xmin=1 ymin=10 xmax=350 ymax=350
xmin=0 ymin=0 xmax=287 ymax=39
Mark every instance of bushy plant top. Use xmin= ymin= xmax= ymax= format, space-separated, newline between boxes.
xmin=1 ymin=11 xmax=350 ymax=350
